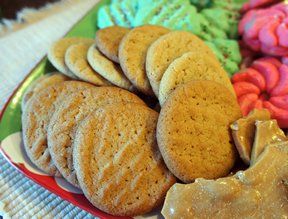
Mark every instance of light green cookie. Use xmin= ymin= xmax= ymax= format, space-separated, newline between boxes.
xmin=97 ymin=5 xmax=116 ymax=29
xmin=163 ymin=5 xmax=196 ymax=28
xmin=212 ymin=0 xmax=246 ymax=11
xmin=201 ymin=8 xmax=230 ymax=33
xmin=110 ymin=2 xmax=130 ymax=27
xmin=120 ymin=0 xmax=138 ymax=25
xmin=173 ymin=11 xmax=212 ymax=40
xmin=213 ymin=39 xmax=242 ymax=63
xmin=206 ymin=25 xmax=227 ymax=39
xmin=137 ymin=0 xmax=158 ymax=8
xmin=133 ymin=0 xmax=168 ymax=26
xmin=201 ymin=7 xmax=240 ymax=39
xmin=150 ymin=0 xmax=190 ymax=25
xmin=205 ymin=39 xmax=241 ymax=76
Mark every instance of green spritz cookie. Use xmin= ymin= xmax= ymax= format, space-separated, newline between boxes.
xmin=150 ymin=0 xmax=190 ymax=25
xmin=133 ymin=0 xmax=168 ymax=26
xmin=97 ymin=5 xmax=115 ymax=29
xmin=205 ymin=39 xmax=241 ymax=76
xmin=110 ymin=2 xmax=130 ymax=27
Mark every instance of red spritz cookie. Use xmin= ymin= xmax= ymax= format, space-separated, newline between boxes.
xmin=232 ymin=57 xmax=288 ymax=128
xmin=239 ymin=3 xmax=288 ymax=57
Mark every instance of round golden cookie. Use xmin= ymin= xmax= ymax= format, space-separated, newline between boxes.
xmin=22 ymin=81 xmax=94 ymax=175
xmin=65 ymin=43 xmax=110 ymax=86
xmin=48 ymin=87 xmax=145 ymax=187
xmin=157 ymin=80 xmax=241 ymax=183
xmin=21 ymin=73 xmax=69 ymax=110
xmin=146 ymin=31 xmax=216 ymax=97
xmin=159 ymin=52 xmax=235 ymax=105
xmin=95 ymin=26 xmax=129 ymax=63
xmin=119 ymin=25 xmax=170 ymax=95
xmin=48 ymin=37 xmax=94 ymax=78
xmin=73 ymin=103 xmax=176 ymax=216
xmin=87 ymin=44 xmax=133 ymax=90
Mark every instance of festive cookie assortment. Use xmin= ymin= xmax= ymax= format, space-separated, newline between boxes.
xmin=18 ymin=0 xmax=288 ymax=217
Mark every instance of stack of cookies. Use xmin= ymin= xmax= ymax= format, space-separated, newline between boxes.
xmin=21 ymin=78 xmax=176 ymax=216
xmin=21 ymin=25 xmax=242 ymax=216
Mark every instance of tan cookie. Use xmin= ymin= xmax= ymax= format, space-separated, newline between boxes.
xmin=87 ymin=44 xmax=133 ymax=90
xmin=21 ymin=73 xmax=69 ymax=110
xmin=22 ymin=81 xmax=94 ymax=175
xmin=157 ymin=80 xmax=241 ymax=183
xmin=146 ymin=31 xmax=216 ymax=97
xmin=159 ymin=52 xmax=235 ymax=105
xmin=48 ymin=37 xmax=94 ymax=78
xmin=65 ymin=43 xmax=110 ymax=86
xmin=73 ymin=103 xmax=176 ymax=216
xmin=48 ymin=87 xmax=145 ymax=187
xmin=95 ymin=26 xmax=129 ymax=63
xmin=119 ymin=25 xmax=169 ymax=95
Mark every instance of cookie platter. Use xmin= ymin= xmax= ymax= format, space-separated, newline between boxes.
xmin=1 ymin=0 xmax=288 ymax=218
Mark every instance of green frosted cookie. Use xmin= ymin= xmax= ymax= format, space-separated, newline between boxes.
xmin=133 ymin=0 xmax=168 ymax=26
xmin=205 ymin=39 xmax=241 ymax=76
xmin=163 ymin=5 xmax=197 ymax=28
xmin=137 ymin=0 xmax=157 ymax=8
xmin=223 ymin=59 xmax=239 ymax=76
xmin=201 ymin=8 xmax=230 ymax=32
xmin=175 ymin=12 xmax=226 ymax=41
xmin=171 ymin=8 xmax=207 ymax=38
xmin=213 ymin=39 xmax=241 ymax=63
xmin=150 ymin=0 xmax=190 ymax=25
xmin=197 ymin=14 xmax=227 ymax=40
xmin=206 ymin=25 xmax=227 ymax=39
xmin=201 ymin=7 xmax=240 ymax=39
xmin=110 ymin=2 xmax=130 ymax=27
xmin=97 ymin=5 xmax=116 ymax=29
xmin=120 ymin=0 xmax=138 ymax=25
